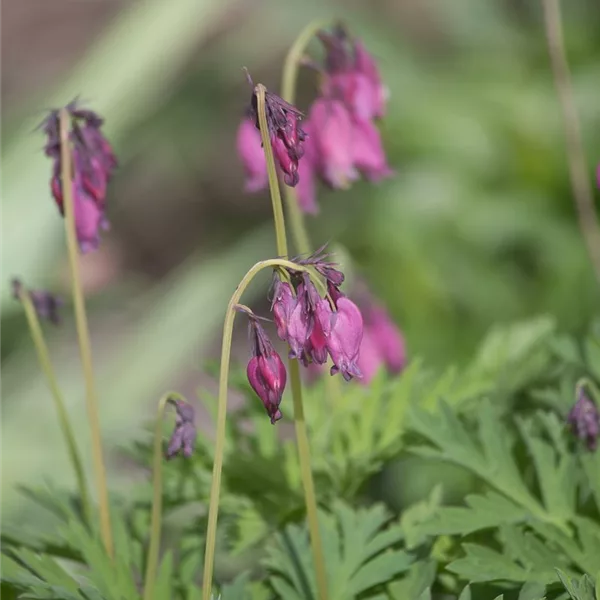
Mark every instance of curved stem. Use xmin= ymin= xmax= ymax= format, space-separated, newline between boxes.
xmin=19 ymin=290 xmax=91 ymax=523
xmin=59 ymin=109 xmax=113 ymax=557
xmin=280 ymin=20 xmax=331 ymax=256
xmin=255 ymin=84 xmax=329 ymax=600
xmin=143 ymin=391 xmax=187 ymax=600
xmin=541 ymin=0 xmax=600 ymax=286
xmin=201 ymin=257 xmax=311 ymax=599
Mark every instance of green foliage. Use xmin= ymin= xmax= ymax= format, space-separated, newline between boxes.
xmin=263 ymin=501 xmax=412 ymax=599
xmin=4 ymin=318 xmax=600 ymax=599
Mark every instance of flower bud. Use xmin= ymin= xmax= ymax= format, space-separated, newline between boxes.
xmin=166 ymin=398 xmax=196 ymax=459
xmin=567 ymin=387 xmax=600 ymax=451
xmin=271 ymin=280 xmax=297 ymax=342
xmin=247 ymin=317 xmax=287 ymax=423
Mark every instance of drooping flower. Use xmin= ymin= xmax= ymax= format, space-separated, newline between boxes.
xmin=248 ymin=84 xmax=307 ymax=187
xmin=237 ymin=116 xmax=268 ymax=192
xmin=567 ymin=386 xmax=600 ymax=451
xmin=270 ymin=248 xmax=363 ymax=380
xmin=290 ymin=26 xmax=392 ymax=213
xmin=42 ymin=101 xmax=117 ymax=253
xmin=12 ymin=278 xmax=63 ymax=325
xmin=246 ymin=313 xmax=287 ymax=424
xmin=271 ymin=279 xmax=297 ymax=342
xmin=307 ymin=98 xmax=358 ymax=189
xmin=166 ymin=397 xmax=196 ymax=459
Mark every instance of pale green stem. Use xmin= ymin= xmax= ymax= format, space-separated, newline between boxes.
xmin=280 ymin=20 xmax=332 ymax=256
xmin=19 ymin=289 xmax=91 ymax=523
xmin=256 ymin=84 xmax=329 ymax=600
xmin=144 ymin=391 xmax=188 ymax=600
xmin=201 ymin=257 xmax=312 ymax=599
xmin=541 ymin=0 xmax=600 ymax=286
xmin=59 ymin=109 xmax=113 ymax=557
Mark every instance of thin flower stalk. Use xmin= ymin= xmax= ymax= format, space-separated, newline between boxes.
xmin=17 ymin=287 xmax=91 ymax=523
xmin=281 ymin=20 xmax=332 ymax=255
xmin=144 ymin=392 xmax=190 ymax=600
xmin=201 ymin=258 xmax=312 ymax=599
xmin=541 ymin=0 xmax=600 ymax=286
xmin=255 ymin=84 xmax=329 ymax=600
xmin=59 ymin=109 xmax=113 ymax=557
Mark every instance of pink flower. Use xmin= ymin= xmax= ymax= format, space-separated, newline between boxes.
xmin=237 ymin=117 xmax=267 ymax=193
xmin=356 ymin=328 xmax=384 ymax=384
xmin=271 ymin=279 xmax=297 ymax=342
xmin=308 ymin=98 xmax=358 ymax=189
xmin=351 ymin=119 xmax=394 ymax=182
xmin=326 ymin=296 xmax=363 ymax=381
xmin=354 ymin=41 xmax=388 ymax=119
xmin=368 ymin=306 xmax=405 ymax=373
xmin=295 ymin=121 xmax=319 ymax=214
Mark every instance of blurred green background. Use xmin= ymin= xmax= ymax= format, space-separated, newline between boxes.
xmin=2 ymin=0 xmax=600 ymax=524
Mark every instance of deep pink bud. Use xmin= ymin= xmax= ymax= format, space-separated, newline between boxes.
xmin=272 ymin=133 xmax=299 ymax=187
xmin=304 ymin=298 xmax=334 ymax=365
xmin=354 ymin=41 xmax=388 ymax=118
xmin=351 ymin=118 xmax=394 ymax=182
xmin=271 ymin=280 xmax=297 ymax=341
xmin=308 ymin=98 xmax=358 ymax=189
xmin=236 ymin=117 xmax=267 ymax=193
xmin=368 ymin=306 xmax=406 ymax=373
xmin=247 ymin=317 xmax=287 ymax=424
xmin=327 ymin=297 xmax=363 ymax=381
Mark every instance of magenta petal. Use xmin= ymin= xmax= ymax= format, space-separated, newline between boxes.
xmin=356 ymin=328 xmax=384 ymax=385
xmin=354 ymin=41 xmax=388 ymax=118
xmin=327 ymin=297 xmax=364 ymax=381
xmin=369 ymin=306 xmax=406 ymax=373
xmin=309 ymin=98 xmax=358 ymax=189
xmin=272 ymin=280 xmax=297 ymax=341
xmin=236 ymin=118 xmax=268 ymax=193
xmin=351 ymin=119 xmax=394 ymax=182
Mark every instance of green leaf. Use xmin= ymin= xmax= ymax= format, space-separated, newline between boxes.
xmin=264 ymin=502 xmax=413 ymax=600
xmin=386 ymin=560 xmax=436 ymax=599
xmin=557 ymin=569 xmax=597 ymax=600
xmin=518 ymin=581 xmax=546 ymax=600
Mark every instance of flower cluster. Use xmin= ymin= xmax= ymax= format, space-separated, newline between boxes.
xmin=42 ymin=102 xmax=117 ymax=253
xmin=272 ymin=252 xmax=363 ymax=381
xmin=166 ymin=397 xmax=196 ymax=459
xmin=567 ymin=386 xmax=600 ymax=451
xmin=241 ymin=251 xmax=363 ymax=423
xmin=12 ymin=278 xmax=63 ymax=325
xmin=297 ymin=26 xmax=392 ymax=213
xmin=236 ymin=26 xmax=392 ymax=214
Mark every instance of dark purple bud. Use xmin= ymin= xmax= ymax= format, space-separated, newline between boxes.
xmin=41 ymin=101 xmax=116 ymax=253
xmin=12 ymin=278 xmax=63 ymax=325
xmin=247 ymin=316 xmax=287 ymax=423
xmin=326 ymin=297 xmax=364 ymax=381
xmin=237 ymin=117 xmax=268 ymax=193
xmin=271 ymin=280 xmax=297 ymax=342
xmin=317 ymin=26 xmax=354 ymax=73
xmin=165 ymin=398 xmax=196 ymax=459
xmin=249 ymin=85 xmax=307 ymax=189
xmin=567 ymin=387 xmax=600 ymax=451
